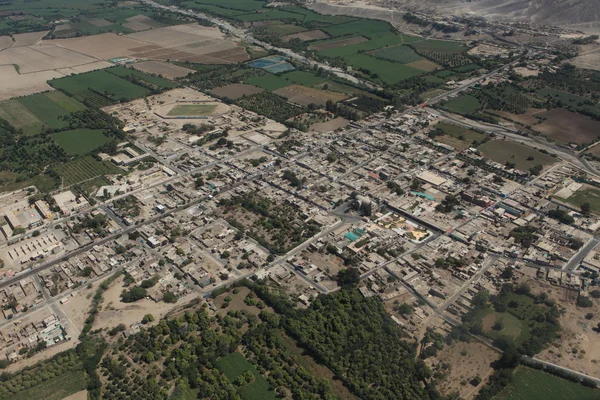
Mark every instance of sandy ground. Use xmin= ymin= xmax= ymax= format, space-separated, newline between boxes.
xmin=12 ymin=31 xmax=48 ymax=47
xmin=0 ymin=65 xmax=60 ymax=101
xmin=133 ymin=60 xmax=194 ymax=79
xmin=92 ymin=275 xmax=199 ymax=331
xmin=311 ymin=117 xmax=349 ymax=133
xmin=529 ymin=278 xmax=600 ymax=378
xmin=61 ymin=390 xmax=88 ymax=400
xmin=431 ymin=341 xmax=500 ymax=399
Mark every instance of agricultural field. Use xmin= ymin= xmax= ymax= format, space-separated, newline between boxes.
xmin=51 ymin=156 xmax=123 ymax=187
xmin=236 ymin=92 xmax=304 ymax=123
xmin=214 ymin=352 xmax=277 ymax=400
xmin=51 ymin=129 xmax=111 ymax=155
xmin=209 ymin=83 xmax=264 ymax=100
xmin=49 ymin=69 xmax=151 ymax=103
xmin=245 ymin=74 xmax=290 ymax=90
xmin=478 ymin=140 xmax=557 ymax=171
xmin=132 ymin=61 xmax=194 ymax=79
xmin=343 ymin=53 xmax=423 ymax=84
xmin=494 ymin=366 xmax=600 ymax=400
xmin=281 ymin=70 xmax=326 ymax=86
xmin=17 ymin=93 xmax=74 ymax=130
xmin=108 ymin=66 xmax=179 ymax=89
xmin=284 ymin=29 xmax=329 ymax=42
xmin=372 ymin=45 xmax=422 ymax=64
xmin=10 ymin=369 xmax=86 ymax=400
xmin=533 ymin=108 xmax=600 ymax=145
xmin=433 ymin=122 xmax=487 ymax=149
xmin=323 ymin=19 xmax=397 ymax=39
xmin=442 ymin=95 xmax=480 ymax=114
xmin=410 ymin=40 xmax=472 ymax=67
xmin=0 ymin=99 xmax=44 ymax=136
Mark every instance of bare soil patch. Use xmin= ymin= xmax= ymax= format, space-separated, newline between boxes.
xmin=534 ymin=108 xmax=600 ymax=144
xmin=311 ymin=117 xmax=348 ymax=133
xmin=61 ymin=390 xmax=88 ymax=400
xmin=430 ymin=341 xmax=500 ymax=399
xmin=274 ymin=87 xmax=324 ymax=106
xmin=210 ymin=83 xmax=264 ymax=100
xmin=133 ymin=60 xmax=193 ymax=79
xmin=529 ymin=277 xmax=600 ymax=378
xmin=310 ymin=35 xmax=368 ymax=51
xmin=274 ymin=84 xmax=347 ymax=106
xmin=284 ymin=29 xmax=329 ymax=42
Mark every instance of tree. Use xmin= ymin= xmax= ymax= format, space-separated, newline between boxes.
xmin=577 ymin=296 xmax=593 ymax=308
xmin=163 ymin=291 xmax=177 ymax=303
xmin=141 ymin=314 xmax=154 ymax=324
xmin=337 ymin=268 xmax=360 ymax=287
xmin=121 ymin=286 xmax=147 ymax=303
xmin=581 ymin=202 xmax=591 ymax=215
xmin=591 ymin=290 xmax=600 ymax=299
xmin=501 ymin=267 xmax=513 ymax=280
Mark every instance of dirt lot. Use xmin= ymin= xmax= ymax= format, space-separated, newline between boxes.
xmin=529 ymin=278 xmax=600 ymax=378
xmin=92 ymin=275 xmax=198 ymax=331
xmin=212 ymin=286 xmax=273 ymax=317
xmin=478 ymin=139 xmax=558 ymax=171
xmin=311 ymin=117 xmax=348 ymax=133
xmin=274 ymin=84 xmax=347 ymax=106
xmin=430 ymin=341 xmax=500 ymax=399
xmin=533 ymin=108 xmax=600 ymax=145
xmin=274 ymin=87 xmax=324 ymax=106
xmin=284 ymin=29 xmax=329 ymax=42
xmin=310 ymin=35 xmax=368 ymax=51
xmin=210 ymin=83 xmax=264 ymax=100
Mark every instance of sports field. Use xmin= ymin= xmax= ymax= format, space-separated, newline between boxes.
xmin=52 ymin=128 xmax=110 ymax=155
xmin=167 ymin=104 xmax=217 ymax=116
xmin=494 ymin=366 xmax=600 ymax=400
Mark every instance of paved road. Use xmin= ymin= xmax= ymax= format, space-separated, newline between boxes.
xmin=563 ymin=237 xmax=600 ymax=271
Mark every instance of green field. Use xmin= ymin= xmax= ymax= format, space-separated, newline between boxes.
xmin=442 ymin=95 xmax=480 ymax=114
xmin=478 ymin=140 xmax=557 ymax=171
xmin=435 ymin=122 xmax=486 ymax=144
xmin=215 ymin=352 xmax=277 ymax=400
xmin=0 ymin=99 xmax=44 ymax=136
xmin=324 ymin=19 xmax=395 ymax=38
xmin=10 ymin=370 xmax=85 ymax=400
xmin=17 ymin=93 xmax=72 ymax=130
xmin=257 ymin=23 xmax=306 ymax=36
xmin=52 ymin=129 xmax=111 ymax=155
xmin=108 ymin=66 xmax=179 ymax=89
xmin=372 ymin=45 xmax=422 ymax=64
xmin=50 ymin=69 xmax=151 ymax=102
xmin=188 ymin=0 xmax=266 ymax=12
xmin=555 ymin=187 xmax=600 ymax=215
xmin=167 ymin=104 xmax=217 ymax=116
xmin=51 ymin=155 xmax=123 ymax=186
xmin=234 ymin=10 xmax=304 ymax=22
xmin=246 ymin=74 xmax=290 ymax=90
xmin=480 ymin=309 xmax=529 ymax=344
xmin=44 ymin=91 xmax=87 ymax=112
xmin=280 ymin=6 xmax=355 ymax=24
xmin=281 ymin=70 xmax=325 ymax=86
xmin=411 ymin=39 xmax=467 ymax=54
xmin=317 ymin=34 xmax=413 ymax=58
xmin=494 ymin=366 xmax=600 ymax=400
xmin=343 ymin=53 xmax=422 ymax=84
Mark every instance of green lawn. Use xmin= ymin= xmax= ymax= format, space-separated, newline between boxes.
xmin=442 ymin=95 xmax=480 ymax=114
xmin=480 ymin=309 xmax=529 ymax=344
xmin=494 ymin=366 xmax=600 ymax=400
xmin=52 ymin=128 xmax=111 ymax=155
xmin=215 ymin=352 xmax=277 ymax=400
xmin=246 ymin=74 xmax=290 ymax=90
xmin=10 ymin=370 xmax=86 ymax=400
